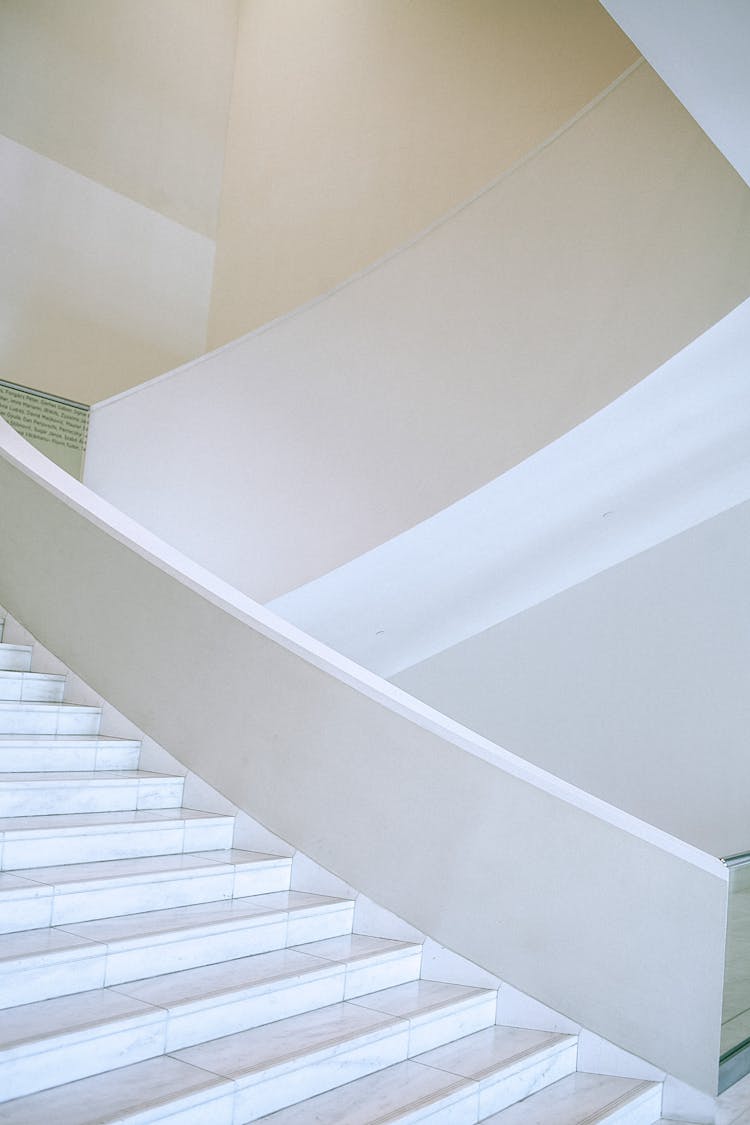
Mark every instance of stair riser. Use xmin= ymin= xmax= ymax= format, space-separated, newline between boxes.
xmin=0 ymin=746 xmax=140 ymax=772
xmin=235 ymin=1023 xmax=411 ymax=1122
xmin=0 ymin=863 xmax=292 ymax=934
xmin=100 ymin=906 xmax=354 ymax=986
xmin=602 ymin=1088 xmax=664 ymax=1125
xmin=0 ymin=1012 xmax=166 ymax=1102
xmin=0 ymin=819 xmax=234 ymax=870
xmin=0 ymin=983 xmax=488 ymax=1104
xmin=477 ymin=1040 xmax=579 ymax=1119
xmin=0 ymin=677 xmax=65 ymax=704
xmin=400 ymin=992 xmax=498 ymax=1056
xmin=0 ymin=779 xmax=184 ymax=817
xmin=0 ymin=649 xmax=33 ymax=672
xmin=343 ymin=950 xmax=423 ymax=1000
xmin=0 ymin=906 xmax=358 ymax=1010
xmin=0 ymin=711 xmax=101 ymax=736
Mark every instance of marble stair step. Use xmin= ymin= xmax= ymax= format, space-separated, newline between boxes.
xmin=0 ymin=893 xmax=357 ymax=1099
xmin=0 ymin=735 xmax=140 ymax=772
xmin=255 ymin=1059 xmax=481 ymax=1124
xmin=0 ymin=644 xmax=33 ymax=673
xmin=255 ymin=1025 xmax=577 ymax=1124
xmin=174 ymin=981 xmax=497 ymax=1121
xmin=0 ymin=890 xmax=355 ymax=1001
xmin=0 ymin=700 xmax=101 ymax=736
xmin=349 ymin=979 xmax=498 ymax=1056
xmin=0 ymin=771 xmax=184 ymax=816
xmin=0 ymin=1054 xmax=236 ymax=1125
xmin=481 ymin=1071 xmax=662 ymax=1124
xmin=413 ymin=1025 xmax=578 ymax=1119
xmin=0 ymin=807 xmax=235 ymax=869
xmin=0 ymin=671 xmax=66 ymax=703
xmin=112 ymin=935 xmax=423 ymax=1051
xmin=0 ymin=848 xmax=292 ymax=934
xmin=0 ymin=988 xmax=170 ymax=1101
xmin=292 ymin=934 xmax=423 ymax=999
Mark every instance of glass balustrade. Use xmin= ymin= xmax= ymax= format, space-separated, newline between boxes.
xmin=0 ymin=378 xmax=89 ymax=479
xmin=721 ymin=854 xmax=750 ymax=1091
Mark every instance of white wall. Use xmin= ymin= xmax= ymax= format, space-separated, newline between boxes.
xmin=0 ymin=416 xmax=729 ymax=1093
xmin=0 ymin=0 xmax=237 ymax=402
xmin=396 ymin=499 xmax=750 ymax=860
xmin=86 ymin=62 xmax=750 ymax=602
xmin=269 ymin=297 xmax=750 ymax=676
xmin=600 ymin=0 xmax=750 ymax=187
xmin=0 ymin=135 xmax=214 ymax=404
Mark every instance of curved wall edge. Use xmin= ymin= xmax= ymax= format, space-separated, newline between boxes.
xmin=270 ymin=296 xmax=750 ymax=676
xmin=84 ymin=62 xmax=750 ymax=602
xmin=0 ymin=417 xmax=727 ymax=1091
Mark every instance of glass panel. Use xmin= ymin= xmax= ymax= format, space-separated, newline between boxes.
xmin=721 ymin=856 xmax=750 ymax=1087
xmin=0 ymin=379 xmax=89 ymax=479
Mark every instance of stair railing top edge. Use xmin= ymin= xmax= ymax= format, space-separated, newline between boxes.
xmin=0 ymin=415 xmax=726 ymax=882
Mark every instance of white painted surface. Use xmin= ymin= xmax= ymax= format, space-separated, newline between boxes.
xmin=85 ymin=63 xmax=750 ymax=602
xmin=0 ymin=135 xmax=214 ymax=403
xmin=271 ymin=297 xmax=750 ymax=676
xmin=600 ymin=0 xmax=750 ymax=188
xmin=396 ymin=497 xmax=750 ymax=859
xmin=0 ymin=416 xmax=729 ymax=1090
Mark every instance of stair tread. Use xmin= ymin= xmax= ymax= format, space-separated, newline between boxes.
xmin=255 ymin=1058 xmax=475 ymax=1123
xmin=0 ymin=987 xmax=159 ymax=1050
xmin=55 ymin=890 xmax=349 ymax=942
xmin=0 ymin=1055 xmax=230 ymax=1125
xmin=481 ymin=1072 xmax=659 ymax=1123
xmin=173 ymin=1000 xmax=408 ymax=1078
xmin=0 ymin=735 xmax=138 ymax=744
xmin=414 ymin=1024 xmax=575 ymax=1081
xmin=0 ymin=807 xmax=231 ymax=832
xmin=294 ymin=934 xmax=421 ymax=965
xmin=0 ymin=925 xmax=98 ymax=963
xmin=0 ymin=671 xmax=64 ymax=682
xmin=112 ymin=946 xmax=342 ymax=1007
xmin=0 ymin=701 xmax=98 ymax=712
xmin=4 ymin=848 xmax=287 ymax=888
xmin=0 ymin=771 xmax=178 ymax=783
xmin=350 ymin=979 xmax=495 ymax=1020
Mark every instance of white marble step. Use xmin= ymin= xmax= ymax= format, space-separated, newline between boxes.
xmin=0 ymin=1055 xmax=236 ymax=1125
xmin=0 ymin=735 xmax=140 ymax=772
xmin=0 ymin=891 xmax=356 ymax=1006
xmin=0 ymin=771 xmax=184 ymax=816
xmin=256 ymin=1026 xmax=576 ymax=1124
xmin=0 ymin=915 xmax=407 ymax=1101
xmin=0 ymin=848 xmax=292 ymax=934
xmin=114 ymin=935 xmax=422 ymax=1051
xmin=0 ymin=807 xmax=235 ymax=869
xmin=0 ymin=700 xmax=101 ymax=735
xmin=0 ymin=645 xmax=33 ymax=673
xmin=0 ymin=671 xmax=65 ymax=703
xmin=174 ymin=981 xmax=496 ymax=1121
xmin=482 ymin=1071 xmax=662 ymax=1124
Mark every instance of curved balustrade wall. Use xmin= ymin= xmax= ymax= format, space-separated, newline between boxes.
xmin=86 ymin=62 xmax=750 ymax=603
xmin=0 ymin=417 xmax=728 ymax=1092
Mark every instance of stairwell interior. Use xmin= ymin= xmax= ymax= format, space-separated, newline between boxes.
xmin=0 ymin=613 xmax=670 ymax=1123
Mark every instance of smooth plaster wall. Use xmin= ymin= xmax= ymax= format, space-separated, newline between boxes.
xmin=88 ymin=63 xmax=750 ymax=602
xmin=0 ymin=135 xmax=215 ymax=404
xmin=601 ymin=0 xmax=750 ymax=188
xmin=0 ymin=418 xmax=729 ymax=1092
xmin=0 ymin=0 xmax=238 ymax=237
xmin=0 ymin=0 xmax=237 ymax=402
xmin=208 ymin=0 xmax=638 ymax=346
xmin=396 ymin=500 xmax=750 ymax=859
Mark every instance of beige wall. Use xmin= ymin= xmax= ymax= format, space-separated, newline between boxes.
xmin=0 ymin=0 xmax=238 ymax=237
xmin=0 ymin=0 xmax=238 ymax=402
xmin=87 ymin=64 xmax=750 ymax=602
xmin=208 ymin=0 xmax=637 ymax=346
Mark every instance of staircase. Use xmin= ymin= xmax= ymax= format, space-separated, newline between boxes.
xmin=0 ymin=619 xmax=666 ymax=1123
